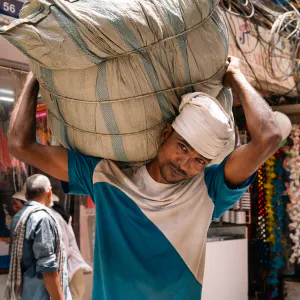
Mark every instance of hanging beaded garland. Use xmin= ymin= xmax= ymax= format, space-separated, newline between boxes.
xmin=265 ymin=156 xmax=276 ymax=244
xmin=254 ymin=164 xmax=270 ymax=267
xmin=285 ymin=124 xmax=300 ymax=264
xmin=257 ymin=165 xmax=267 ymax=241
xmin=267 ymin=158 xmax=288 ymax=298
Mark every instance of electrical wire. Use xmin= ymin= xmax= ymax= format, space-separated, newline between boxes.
xmin=221 ymin=0 xmax=300 ymax=100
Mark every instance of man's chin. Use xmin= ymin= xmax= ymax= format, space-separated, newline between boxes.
xmin=163 ymin=173 xmax=186 ymax=184
xmin=159 ymin=165 xmax=186 ymax=184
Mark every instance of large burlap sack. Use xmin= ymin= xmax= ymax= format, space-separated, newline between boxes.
xmin=1 ymin=0 xmax=234 ymax=163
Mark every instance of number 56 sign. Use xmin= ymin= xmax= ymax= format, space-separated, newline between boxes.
xmin=0 ymin=0 xmax=25 ymax=18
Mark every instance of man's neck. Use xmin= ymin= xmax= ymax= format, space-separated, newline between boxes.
xmin=30 ymin=198 xmax=48 ymax=207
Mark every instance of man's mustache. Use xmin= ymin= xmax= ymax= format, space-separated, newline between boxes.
xmin=169 ymin=163 xmax=187 ymax=176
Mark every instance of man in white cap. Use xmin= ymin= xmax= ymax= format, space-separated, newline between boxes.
xmin=11 ymin=184 xmax=59 ymax=214
xmin=11 ymin=183 xmax=93 ymax=300
xmin=8 ymin=57 xmax=282 ymax=300
xmin=6 ymin=174 xmax=71 ymax=300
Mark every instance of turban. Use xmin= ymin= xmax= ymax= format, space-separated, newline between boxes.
xmin=172 ymin=92 xmax=234 ymax=160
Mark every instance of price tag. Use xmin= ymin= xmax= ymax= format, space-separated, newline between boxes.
xmin=0 ymin=0 xmax=25 ymax=18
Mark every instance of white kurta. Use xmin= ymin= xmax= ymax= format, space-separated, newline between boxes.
xmin=51 ymin=209 xmax=92 ymax=280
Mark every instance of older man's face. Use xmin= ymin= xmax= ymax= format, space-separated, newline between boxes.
xmin=156 ymin=124 xmax=211 ymax=184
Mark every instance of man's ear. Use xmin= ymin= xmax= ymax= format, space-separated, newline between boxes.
xmin=47 ymin=189 xmax=52 ymax=199
xmin=161 ymin=123 xmax=173 ymax=142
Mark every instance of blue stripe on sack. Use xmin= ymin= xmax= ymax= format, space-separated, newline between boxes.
xmin=209 ymin=0 xmax=215 ymax=12
xmin=96 ymin=62 xmax=128 ymax=161
xmin=110 ymin=18 xmax=173 ymax=121
xmin=211 ymin=10 xmax=228 ymax=54
xmin=166 ymin=7 xmax=193 ymax=94
xmin=40 ymin=67 xmax=57 ymax=94
xmin=40 ymin=67 xmax=72 ymax=149
xmin=176 ymin=35 xmax=193 ymax=94
xmin=112 ymin=18 xmax=140 ymax=49
xmin=51 ymin=6 xmax=102 ymax=65
xmin=139 ymin=51 xmax=174 ymax=121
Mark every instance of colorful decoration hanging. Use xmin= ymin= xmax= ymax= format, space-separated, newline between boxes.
xmin=265 ymin=156 xmax=276 ymax=244
xmin=36 ymin=104 xmax=52 ymax=146
xmin=285 ymin=124 xmax=300 ymax=264
xmin=267 ymin=158 xmax=289 ymax=298
xmin=254 ymin=164 xmax=270 ymax=267
xmin=257 ymin=165 xmax=267 ymax=241
xmin=0 ymin=128 xmax=12 ymax=173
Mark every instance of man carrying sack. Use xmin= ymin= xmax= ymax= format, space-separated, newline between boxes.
xmin=7 ymin=57 xmax=282 ymax=299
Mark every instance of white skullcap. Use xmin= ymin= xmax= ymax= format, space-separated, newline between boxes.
xmin=274 ymin=111 xmax=292 ymax=141
xmin=172 ymin=92 xmax=234 ymax=160
xmin=12 ymin=183 xmax=59 ymax=202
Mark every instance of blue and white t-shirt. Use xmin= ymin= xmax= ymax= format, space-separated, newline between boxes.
xmin=62 ymin=150 xmax=254 ymax=300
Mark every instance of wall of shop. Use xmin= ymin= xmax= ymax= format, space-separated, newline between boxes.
xmin=0 ymin=36 xmax=28 ymax=67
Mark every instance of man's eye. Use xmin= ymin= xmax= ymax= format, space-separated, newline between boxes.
xmin=179 ymin=143 xmax=187 ymax=152
xmin=197 ymin=158 xmax=205 ymax=165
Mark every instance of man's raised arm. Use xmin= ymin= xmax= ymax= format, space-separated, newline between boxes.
xmin=8 ymin=72 xmax=69 ymax=182
xmin=224 ymin=57 xmax=282 ymax=186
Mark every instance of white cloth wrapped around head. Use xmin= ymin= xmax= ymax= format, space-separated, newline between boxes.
xmin=172 ymin=92 xmax=234 ymax=160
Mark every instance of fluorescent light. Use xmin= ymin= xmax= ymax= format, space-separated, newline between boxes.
xmin=0 ymin=96 xmax=14 ymax=102
xmin=0 ymin=89 xmax=14 ymax=96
